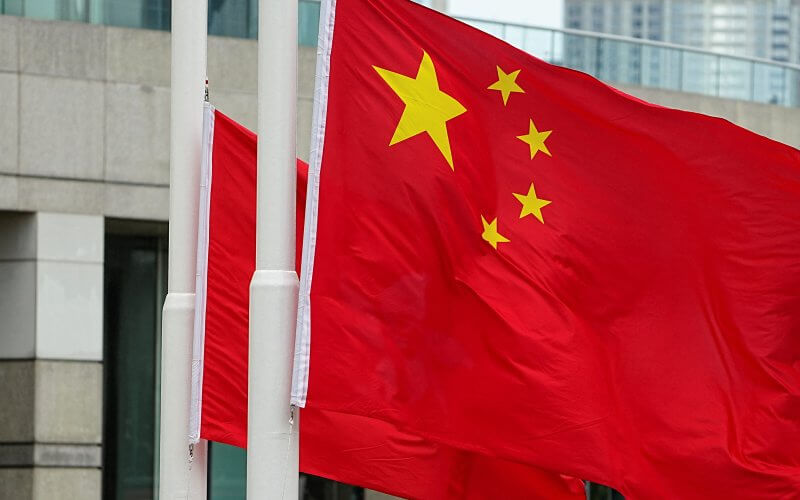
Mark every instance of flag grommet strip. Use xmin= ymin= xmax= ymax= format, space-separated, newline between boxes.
xmin=189 ymin=102 xmax=216 ymax=442
xmin=291 ymin=0 xmax=336 ymax=408
xmin=291 ymin=0 xmax=338 ymax=408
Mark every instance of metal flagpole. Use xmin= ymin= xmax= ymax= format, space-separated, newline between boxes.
xmin=159 ymin=0 xmax=209 ymax=497
xmin=247 ymin=0 xmax=300 ymax=497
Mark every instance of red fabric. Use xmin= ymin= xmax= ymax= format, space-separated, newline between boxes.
xmin=301 ymin=0 xmax=800 ymax=498
xmin=200 ymin=110 xmax=584 ymax=499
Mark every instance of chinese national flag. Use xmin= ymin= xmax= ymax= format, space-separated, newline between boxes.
xmin=292 ymin=0 xmax=800 ymax=498
xmin=192 ymin=106 xmax=585 ymax=499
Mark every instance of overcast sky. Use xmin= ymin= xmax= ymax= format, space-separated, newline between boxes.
xmin=448 ymin=0 xmax=564 ymax=29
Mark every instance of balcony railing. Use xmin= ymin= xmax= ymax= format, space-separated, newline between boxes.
xmin=457 ymin=17 xmax=800 ymax=108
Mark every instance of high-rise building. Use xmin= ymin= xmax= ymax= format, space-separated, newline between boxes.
xmin=565 ymin=0 xmax=800 ymax=63
xmin=564 ymin=0 xmax=800 ymax=103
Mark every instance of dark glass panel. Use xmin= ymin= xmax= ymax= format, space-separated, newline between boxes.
xmin=104 ymin=232 xmax=166 ymax=500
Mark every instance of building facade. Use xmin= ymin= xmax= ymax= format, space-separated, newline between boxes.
xmin=0 ymin=2 xmax=799 ymax=500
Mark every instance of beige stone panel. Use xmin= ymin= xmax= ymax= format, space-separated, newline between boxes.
xmin=104 ymin=182 xmax=169 ymax=221
xmin=0 ymin=469 xmax=33 ymax=500
xmin=36 ymin=261 xmax=103 ymax=360
xmin=34 ymin=361 xmax=102 ymax=444
xmin=33 ymin=444 xmax=102 ymax=467
xmin=0 ymin=362 xmax=35 ymax=442
xmin=19 ymin=19 xmax=105 ymax=80
xmin=17 ymin=177 xmax=103 ymax=215
xmin=208 ymin=35 xmax=258 ymax=93
xmin=35 ymin=212 xmax=104 ymax=264
xmin=32 ymin=468 xmax=101 ymax=500
xmin=105 ymin=82 xmax=170 ymax=184
xmin=767 ymin=105 xmax=800 ymax=149
xmin=0 ymin=175 xmax=19 ymax=211
xmin=0 ymin=73 xmax=18 ymax=175
xmin=105 ymin=26 xmax=170 ymax=87
xmin=298 ymin=45 xmax=318 ymax=100
xmin=0 ymin=16 xmax=19 ymax=72
xmin=19 ymin=75 xmax=104 ymax=180
xmin=297 ymin=97 xmax=314 ymax=163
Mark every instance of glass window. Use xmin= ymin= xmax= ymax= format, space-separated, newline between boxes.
xmin=1 ymin=0 xmax=321 ymax=43
xmin=1 ymin=0 xmax=24 ymax=15
xmin=207 ymin=443 xmax=364 ymax=500
xmin=209 ymin=0 xmax=254 ymax=38
xmin=586 ymin=482 xmax=625 ymax=499
xmin=299 ymin=0 xmax=321 ymax=46
xmin=16 ymin=0 xmax=90 ymax=21
xmin=209 ymin=443 xmax=247 ymax=499
xmin=101 ymin=0 xmax=170 ymax=31
xmin=103 ymin=225 xmax=168 ymax=500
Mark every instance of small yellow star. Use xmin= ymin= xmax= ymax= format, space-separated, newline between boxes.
xmin=517 ymin=119 xmax=552 ymax=159
xmin=481 ymin=216 xmax=510 ymax=250
xmin=513 ymin=182 xmax=551 ymax=223
xmin=487 ymin=66 xmax=524 ymax=105
xmin=374 ymin=51 xmax=467 ymax=170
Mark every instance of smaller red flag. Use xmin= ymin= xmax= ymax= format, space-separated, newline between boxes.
xmin=189 ymin=105 xmax=585 ymax=499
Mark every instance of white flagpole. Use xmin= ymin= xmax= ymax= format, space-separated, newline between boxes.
xmin=247 ymin=0 xmax=300 ymax=498
xmin=159 ymin=0 xmax=209 ymax=498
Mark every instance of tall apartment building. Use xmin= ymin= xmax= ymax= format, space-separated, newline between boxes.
xmin=564 ymin=0 xmax=800 ymax=103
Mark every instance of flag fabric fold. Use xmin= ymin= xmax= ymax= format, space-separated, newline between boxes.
xmin=291 ymin=0 xmax=800 ymax=498
xmin=189 ymin=104 xmax=585 ymax=499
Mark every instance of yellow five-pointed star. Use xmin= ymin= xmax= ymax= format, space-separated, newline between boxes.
xmin=481 ymin=216 xmax=510 ymax=250
xmin=517 ymin=119 xmax=552 ymax=159
xmin=513 ymin=182 xmax=552 ymax=223
xmin=374 ymin=51 xmax=466 ymax=170
xmin=487 ymin=66 xmax=525 ymax=105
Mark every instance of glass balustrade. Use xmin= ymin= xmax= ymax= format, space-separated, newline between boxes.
xmin=459 ymin=16 xmax=800 ymax=107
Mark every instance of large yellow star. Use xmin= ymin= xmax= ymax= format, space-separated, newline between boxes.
xmin=513 ymin=182 xmax=551 ymax=223
xmin=481 ymin=216 xmax=510 ymax=250
xmin=517 ymin=119 xmax=552 ymax=159
xmin=374 ymin=51 xmax=466 ymax=170
xmin=487 ymin=66 xmax=524 ymax=105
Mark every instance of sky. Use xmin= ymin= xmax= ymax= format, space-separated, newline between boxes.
xmin=448 ymin=0 xmax=564 ymax=29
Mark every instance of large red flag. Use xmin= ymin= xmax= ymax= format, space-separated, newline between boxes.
xmin=292 ymin=0 xmax=800 ymax=498
xmin=190 ymin=105 xmax=585 ymax=499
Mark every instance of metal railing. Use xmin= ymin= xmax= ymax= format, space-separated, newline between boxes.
xmin=457 ymin=17 xmax=800 ymax=108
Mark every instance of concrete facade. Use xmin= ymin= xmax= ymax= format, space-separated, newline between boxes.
xmin=0 ymin=12 xmax=798 ymax=500
xmin=0 ymin=210 xmax=104 ymax=499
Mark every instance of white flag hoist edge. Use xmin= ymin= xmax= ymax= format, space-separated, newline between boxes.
xmin=189 ymin=102 xmax=215 ymax=443
xmin=291 ymin=0 xmax=338 ymax=408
